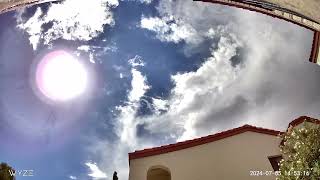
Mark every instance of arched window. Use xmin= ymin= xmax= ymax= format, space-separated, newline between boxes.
xmin=147 ymin=166 xmax=171 ymax=180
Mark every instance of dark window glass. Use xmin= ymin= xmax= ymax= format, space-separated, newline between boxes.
xmin=268 ymin=155 xmax=283 ymax=171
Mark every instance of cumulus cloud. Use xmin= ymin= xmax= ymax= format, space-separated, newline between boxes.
xmin=130 ymin=29 xmax=244 ymax=141
xmin=152 ymin=97 xmax=168 ymax=115
xmin=170 ymin=35 xmax=243 ymax=140
xmin=140 ymin=0 xmax=238 ymax=47
xmin=85 ymin=162 xmax=108 ymax=179
xmin=16 ymin=0 xmax=119 ymax=50
xmin=138 ymin=0 xmax=319 ymax=140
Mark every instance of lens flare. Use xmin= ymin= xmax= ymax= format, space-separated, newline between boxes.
xmin=36 ymin=50 xmax=88 ymax=102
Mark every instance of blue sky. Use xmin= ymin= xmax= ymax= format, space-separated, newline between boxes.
xmin=0 ymin=0 xmax=320 ymax=179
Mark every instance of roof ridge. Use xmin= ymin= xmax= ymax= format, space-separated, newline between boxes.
xmin=129 ymin=123 xmax=282 ymax=160
xmin=288 ymin=116 xmax=320 ymax=127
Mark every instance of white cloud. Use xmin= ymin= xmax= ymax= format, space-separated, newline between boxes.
xmin=138 ymin=0 xmax=317 ymax=138
xmin=125 ymin=0 xmax=153 ymax=4
xmin=140 ymin=0 xmax=153 ymax=4
xmin=130 ymin=29 xmax=244 ymax=141
xmin=128 ymin=55 xmax=145 ymax=67
xmin=89 ymin=54 xmax=95 ymax=64
xmin=69 ymin=175 xmax=77 ymax=180
xmin=85 ymin=162 xmax=108 ymax=179
xmin=171 ymin=35 xmax=242 ymax=140
xmin=16 ymin=0 xmax=119 ymax=50
xmin=141 ymin=16 xmax=202 ymax=45
xmin=112 ymin=65 xmax=151 ymax=179
xmin=87 ymin=56 xmax=151 ymax=180
xmin=152 ymin=97 xmax=168 ymax=114
xmin=118 ymin=57 xmax=150 ymax=144
xmin=76 ymin=44 xmax=118 ymax=64
xmin=77 ymin=45 xmax=91 ymax=52
xmin=127 ymin=55 xmax=149 ymax=102
xmin=128 ymin=69 xmax=150 ymax=102
xmin=17 ymin=7 xmax=43 ymax=50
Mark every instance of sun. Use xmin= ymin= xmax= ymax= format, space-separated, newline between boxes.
xmin=36 ymin=50 xmax=88 ymax=102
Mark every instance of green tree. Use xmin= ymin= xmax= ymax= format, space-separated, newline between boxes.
xmin=0 ymin=162 xmax=15 ymax=180
xmin=278 ymin=121 xmax=320 ymax=180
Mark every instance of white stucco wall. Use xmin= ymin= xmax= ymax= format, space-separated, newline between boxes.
xmin=129 ymin=131 xmax=281 ymax=180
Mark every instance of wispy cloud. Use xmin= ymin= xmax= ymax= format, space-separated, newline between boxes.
xmin=125 ymin=0 xmax=153 ymax=4
xmin=87 ymin=56 xmax=151 ymax=179
xmin=128 ymin=55 xmax=145 ymax=68
xmin=141 ymin=16 xmax=201 ymax=45
xmin=85 ymin=162 xmax=108 ymax=179
xmin=138 ymin=0 xmax=153 ymax=4
xmin=76 ymin=44 xmax=118 ymax=64
xmin=69 ymin=175 xmax=77 ymax=180
xmin=117 ymin=58 xmax=150 ymax=144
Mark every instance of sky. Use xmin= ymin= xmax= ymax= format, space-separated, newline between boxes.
xmin=0 ymin=0 xmax=320 ymax=179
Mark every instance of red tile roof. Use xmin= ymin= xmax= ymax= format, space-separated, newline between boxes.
xmin=279 ymin=116 xmax=320 ymax=146
xmin=310 ymin=31 xmax=320 ymax=63
xmin=288 ymin=116 xmax=320 ymax=128
xmin=129 ymin=124 xmax=283 ymax=160
xmin=129 ymin=116 xmax=320 ymax=161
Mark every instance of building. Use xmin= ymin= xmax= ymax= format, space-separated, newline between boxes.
xmin=128 ymin=116 xmax=320 ymax=180
xmin=195 ymin=0 xmax=320 ymax=65
xmin=0 ymin=0 xmax=60 ymax=14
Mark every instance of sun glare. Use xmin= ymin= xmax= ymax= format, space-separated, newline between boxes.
xmin=36 ymin=50 xmax=88 ymax=102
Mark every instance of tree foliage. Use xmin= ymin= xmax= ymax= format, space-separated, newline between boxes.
xmin=0 ymin=162 xmax=15 ymax=180
xmin=278 ymin=121 xmax=320 ymax=180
